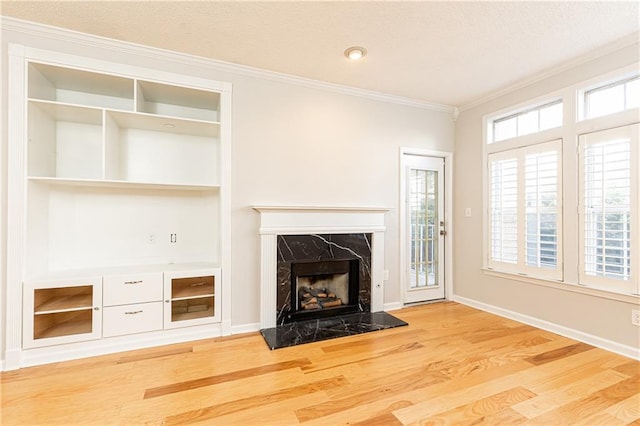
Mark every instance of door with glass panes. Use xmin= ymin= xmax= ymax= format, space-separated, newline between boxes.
xmin=403 ymin=155 xmax=446 ymax=303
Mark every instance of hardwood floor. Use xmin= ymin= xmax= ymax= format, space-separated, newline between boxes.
xmin=2 ymin=302 xmax=639 ymax=425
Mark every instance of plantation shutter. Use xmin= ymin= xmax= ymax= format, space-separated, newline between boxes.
xmin=579 ymin=124 xmax=639 ymax=294
xmin=488 ymin=140 xmax=562 ymax=279
xmin=489 ymin=154 xmax=519 ymax=269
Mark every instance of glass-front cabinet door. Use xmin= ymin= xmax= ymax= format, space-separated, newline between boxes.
xmin=23 ymin=277 xmax=102 ymax=349
xmin=163 ymin=268 xmax=221 ymax=329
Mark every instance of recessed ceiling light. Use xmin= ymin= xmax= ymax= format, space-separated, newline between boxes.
xmin=344 ymin=46 xmax=367 ymax=60
xmin=163 ymin=123 xmax=175 ymax=128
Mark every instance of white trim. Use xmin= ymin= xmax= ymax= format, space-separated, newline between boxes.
xmin=483 ymin=269 xmax=639 ymax=304
xmin=460 ymin=32 xmax=640 ymax=112
xmin=453 ymin=295 xmax=640 ymax=361
xmin=5 ymin=44 xmax=27 ymax=371
xmin=0 ymin=16 xmax=454 ymax=113
xmin=19 ymin=324 xmax=223 ymax=368
xmin=231 ymin=323 xmax=261 ymax=335
xmin=399 ymin=148 xmax=454 ymax=304
xmin=383 ymin=302 xmax=404 ymax=312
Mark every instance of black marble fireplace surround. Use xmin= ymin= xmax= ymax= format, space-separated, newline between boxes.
xmin=260 ymin=233 xmax=408 ymax=349
xmin=276 ymin=233 xmax=372 ymax=325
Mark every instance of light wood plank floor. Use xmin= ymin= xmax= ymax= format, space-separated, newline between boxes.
xmin=2 ymin=302 xmax=639 ymax=425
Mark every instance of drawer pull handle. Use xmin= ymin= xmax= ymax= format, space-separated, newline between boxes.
xmin=124 ymin=280 xmax=143 ymax=285
xmin=125 ymin=310 xmax=143 ymax=315
xmin=190 ymin=282 xmax=208 ymax=287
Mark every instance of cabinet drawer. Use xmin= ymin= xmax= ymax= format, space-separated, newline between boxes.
xmin=103 ymin=302 xmax=162 ymax=337
xmin=103 ymin=273 xmax=162 ymax=306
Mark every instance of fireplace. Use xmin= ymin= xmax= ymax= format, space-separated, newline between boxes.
xmin=289 ymin=259 xmax=360 ymax=322
xmin=276 ymin=233 xmax=371 ymax=325
xmin=253 ymin=206 xmax=389 ymax=329
xmin=255 ymin=206 xmax=407 ymax=349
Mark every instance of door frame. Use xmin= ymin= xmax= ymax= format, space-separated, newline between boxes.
xmin=399 ymin=147 xmax=454 ymax=304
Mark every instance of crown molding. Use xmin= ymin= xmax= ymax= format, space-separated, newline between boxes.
xmin=459 ymin=31 xmax=640 ymax=113
xmin=1 ymin=16 xmax=454 ymax=114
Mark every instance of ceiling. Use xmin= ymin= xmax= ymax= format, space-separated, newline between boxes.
xmin=2 ymin=1 xmax=639 ymax=109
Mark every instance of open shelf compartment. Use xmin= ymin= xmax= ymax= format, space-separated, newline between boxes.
xmin=29 ymin=62 xmax=134 ymax=111
xmin=136 ymin=80 xmax=220 ymax=122
xmin=34 ymin=285 xmax=93 ymax=314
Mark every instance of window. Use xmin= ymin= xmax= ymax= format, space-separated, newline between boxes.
xmin=583 ymin=75 xmax=640 ymax=119
xmin=491 ymin=100 xmax=562 ymax=143
xmin=488 ymin=140 xmax=562 ymax=279
xmin=579 ymin=124 xmax=639 ymax=294
xmin=485 ymin=67 xmax=639 ymax=298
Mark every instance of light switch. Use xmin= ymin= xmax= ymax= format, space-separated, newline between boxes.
xmin=465 ymin=208 xmax=472 ymax=217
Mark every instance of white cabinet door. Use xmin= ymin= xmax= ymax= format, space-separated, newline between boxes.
xmin=163 ymin=268 xmax=221 ymax=329
xmin=23 ymin=277 xmax=102 ymax=349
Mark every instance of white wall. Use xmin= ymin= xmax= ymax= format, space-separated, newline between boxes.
xmin=453 ymin=42 xmax=640 ymax=354
xmin=0 ymin=20 xmax=454 ymax=362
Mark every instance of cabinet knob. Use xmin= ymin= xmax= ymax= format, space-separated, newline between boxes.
xmin=165 ymin=299 xmax=170 ymax=303
xmin=94 ymin=307 xmax=100 ymax=310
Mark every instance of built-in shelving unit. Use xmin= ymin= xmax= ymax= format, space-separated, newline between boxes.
xmin=8 ymin=46 xmax=231 ymax=367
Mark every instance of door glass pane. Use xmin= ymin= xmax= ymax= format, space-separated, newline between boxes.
xmin=410 ymin=169 xmax=438 ymax=288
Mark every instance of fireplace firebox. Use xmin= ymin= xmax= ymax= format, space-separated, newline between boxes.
xmin=289 ymin=259 xmax=360 ymax=322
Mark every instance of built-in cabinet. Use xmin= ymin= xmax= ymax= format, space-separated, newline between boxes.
xmin=9 ymin=45 xmax=231 ymax=367
xmin=24 ymin=268 xmax=221 ymax=346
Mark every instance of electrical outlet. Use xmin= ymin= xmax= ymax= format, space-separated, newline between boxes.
xmin=632 ymin=309 xmax=640 ymax=327
xmin=170 ymin=233 xmax=177 ymax=243
xmin=147 ymin=233 xmax=156 ymax=244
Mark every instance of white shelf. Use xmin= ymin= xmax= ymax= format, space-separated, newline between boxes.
xmin=26 ymin=262 xmax=221 ymax=282
xmin=108 ymin=110 xmax=220 ymax=137
xmin=27 ymin=176 xmax=220 ymax=191
xmin=171 ymin=294 xmax=215 ymax=302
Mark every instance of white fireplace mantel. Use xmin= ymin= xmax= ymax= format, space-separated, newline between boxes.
xmin=253 ymin=205 xmax=390 ymax=329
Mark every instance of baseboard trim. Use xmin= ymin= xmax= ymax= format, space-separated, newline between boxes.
xmin=20 ymin=326 xmax=223 ymax=368
xmin=452 ymin=295 xmax=640 ymax=361
xmin=383 ymin=302 xmax=404 ymax=312
xmin=231 ymin=323 xmax=261 ymax=334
